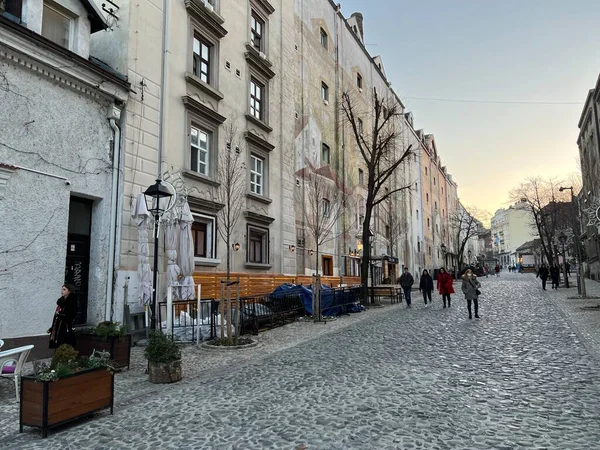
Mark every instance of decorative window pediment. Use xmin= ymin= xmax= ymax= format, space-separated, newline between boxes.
xmin=182 ymin=95 xmax=226 ymax=125
xmin=184 ymin=0 xmax=227 ymax=38
xmin=251 ymin=0 xmax=274 ymax=15
xmin=244 ymin=210 xmax=275 ymax=225
xmin=244 ymin=43 xmax=275 ymax=80
xmin=244 ymin=130 xmax=274 ymax=152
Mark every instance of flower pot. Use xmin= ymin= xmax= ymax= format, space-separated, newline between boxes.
xmin=20 ymin=368 xmax=114 ymax=438
xmin=75 ymin=334 xmax=132 ymax=369
xmin=148 ymin=360 xmax=182 ymax=384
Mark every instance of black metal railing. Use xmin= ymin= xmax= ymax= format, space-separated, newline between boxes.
xmin=157 ymin=299 xmax=218 ymax=342
xmin=228 ymin=292 xmax=304 ymax=335
xmin=321 ymin=286 xmax=362 ymax=316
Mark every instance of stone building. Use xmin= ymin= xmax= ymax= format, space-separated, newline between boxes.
xmin=577 ymin=82 xmax=600 ymax=280
xmin=490 ymin=201 xmax=537 ymax=267
xmin=0 ymin=0 xmax=129 ymax=346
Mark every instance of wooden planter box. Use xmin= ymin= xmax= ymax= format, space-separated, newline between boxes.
xmin=20 ymin=368 xmax=114 ymax=438
xmin=75 ymin=334 xmax=132 ymax=369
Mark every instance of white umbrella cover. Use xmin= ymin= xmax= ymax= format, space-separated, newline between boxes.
xmin=131 ymin=193 xmax=152 ymax=306
xmin=178 ymin=201 xmax=195 ymax=300
xmin=164 ymin=210 xmax=182 ymax=300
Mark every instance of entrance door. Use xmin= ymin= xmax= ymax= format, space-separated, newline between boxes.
xmin=322 ymin=255 xmax=333 ymax=276
xmin=65 ymin=198 xmax=92 ymax=325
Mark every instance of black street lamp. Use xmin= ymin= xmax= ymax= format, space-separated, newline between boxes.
xmin=558 ymin=231 xmax=569 ymax=288
xmin=369 ymin=229 xmax=375 ymax=303
xmin=144 ymin=179 xmax=174 ymax=330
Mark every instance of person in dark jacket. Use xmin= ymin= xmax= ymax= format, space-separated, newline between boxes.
xmin=536 ymin=264 xmax=549 ymax=290
xmin=436 ymin=267 xmax=455 ymax=308
xmin=549 ymin=264 xmax=560 ymax=290
xmin=419 ymin=269 xmax=434 ymax=306
xmin=48 ymin=283 xmax=77 ymax=349
xmin=399 ymin=267 xmax=414 ymax=308
xmin=461 ymin=269 xmax=481 ymax=319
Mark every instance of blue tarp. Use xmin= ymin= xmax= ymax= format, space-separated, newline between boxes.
xmin=271 ymin=284 xmax=362 ymax=317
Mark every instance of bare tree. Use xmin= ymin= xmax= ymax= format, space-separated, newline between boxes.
xmin=509 ymin=177 xmax=573 ymax=266
xmin=448 ymin=204 xmax=482 ymax=271
xmin=341 ymin=89 xmax=414 ymax=301
xmin=213 ymin=118 xmax=246 ymax=343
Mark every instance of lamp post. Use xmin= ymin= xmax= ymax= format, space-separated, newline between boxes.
xmin=560 ymin=186 xmax=586 ymax=296
xmin=369 ymin=229 xmax=375 ymax=303
xmin=558 ymin=231 xmax=569 ymax=288
xmin=144 ymin=179 xmax=174 ymax=330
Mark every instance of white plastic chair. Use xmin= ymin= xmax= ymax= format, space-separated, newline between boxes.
xmin=0 ymin=345 xmax=34 ymax=402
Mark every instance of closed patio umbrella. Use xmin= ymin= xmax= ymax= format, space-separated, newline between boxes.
xmin=178 ymin=201 xmax=195 ymax=300
xmin=131 ymin=193 xmax=152 ymax=306
xmin=164 ymin=210 xmax=182 ymax=300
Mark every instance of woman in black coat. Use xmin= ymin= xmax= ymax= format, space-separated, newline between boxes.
xmin=419 ymin=269 xmax=434 ymax=306
xmin=549 ymin=264 xmax=560 ymax=290
xmin=48 ymin=283 xmax=78 ymax=349
xmin=536 ymin=264 xmax=549 ymax=290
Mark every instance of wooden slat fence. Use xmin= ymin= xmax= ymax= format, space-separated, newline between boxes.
xmin=191 ymin=273 xmax=362 ymax=299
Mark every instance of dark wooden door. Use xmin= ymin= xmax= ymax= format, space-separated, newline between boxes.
xmin=65 ymin=234 xmax=90 ymax=325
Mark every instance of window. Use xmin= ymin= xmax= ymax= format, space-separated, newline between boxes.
xmin=358 ymin=168 xmax=364 ymax=185
xmin=426 ymin=193 xmax=429 ymax=202
xmin=42 ymin=2 xmax=72 ymax=49
xmin=250 ymin=154 xmax=264 ymax=195
xmin=248 ymin=226 xmax=269 ymax=264
xmin=385 ymin=225 xmax=390 ymax=238
xmin=425 ymin=167 xmax=428 ymax=175
xmin=321 ymin=143 xmax=330 ymax=164
xmin=417 ymin=241 xmax=421 ymax=252
xmin=323 ymin=199 xmax=330 ymax=217
xmin=251 ymin=11 xmax=264 ymax=51
xmin=427 ymin=218 xmax=430 ymax=229
xmin=192 ymin=215 xmax=216 ymax=259
xmin=415 ymin=182 xmax=418 ymax=191
xmin=436 ymin=224 xmax=439 ymax=232
xmin=193 ymin=37 xmax=212 ymax=84
xmin=190 ymin=126 xmax=210 ymax=175
xmin=357 ymin=73 xmax=363 ymax=89
xmin=250 ymin=78 xmax=264 ymax=120
xmin=321 ymin=82 xmax=329 ymax=101
xmin=320 ymin=27 xmax=328 ymax=49
xmin=416 ymin=209 xmax=419 ymax=220
xmin=428 ymin=246 xmax=432 ymax=256
xmin=434 ymin=177 xmax=436 ymax=186
xmin=357 ymin=118 xmax=363 ymax=135
xmin=2 ymin=0 xmax=23 ymax=21
xmin=435 ymin=201 xmax=437 ymax=209
xmin=442 ymin=187 xmax=444 ymax=194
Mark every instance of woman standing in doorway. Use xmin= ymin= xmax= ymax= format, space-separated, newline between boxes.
xmin=48 ymin=283 xmax=78 ymax=349
xmin=437 ymin=267 xmax=455 ymax=308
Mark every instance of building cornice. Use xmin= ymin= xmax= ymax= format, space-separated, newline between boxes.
xmin=244 ymin=43 xmax=275 ymax=80
xmin=182 ymin=95 xmax=227 ymax=124
xmin=0 ymin=18 xmax=130 ymax=102
xmin=244 ymin=130 xmax=274 ymax=152
xmin=184 ymin=0 xmax=227 ymax=38
xmin=244 ymin=210 xmax=275 ymax=225
xmin=251 ymin=0 xmax=275 ymax=15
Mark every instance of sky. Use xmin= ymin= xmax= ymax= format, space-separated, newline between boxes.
xmin=338 ymin=0 xmax=600 ymax=216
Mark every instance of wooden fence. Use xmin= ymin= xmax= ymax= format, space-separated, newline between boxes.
xmin=192 ymin=272 xmax=362 ymax=299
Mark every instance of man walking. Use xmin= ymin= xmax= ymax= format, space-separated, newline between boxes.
xmin=536 ymin=264 xmax=549 ymax=290
xmin=399 ymin=267 xmax=414 ymax=308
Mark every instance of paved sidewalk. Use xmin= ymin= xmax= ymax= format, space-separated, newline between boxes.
xmin=4 ymin=275 xmax=600 ymax=449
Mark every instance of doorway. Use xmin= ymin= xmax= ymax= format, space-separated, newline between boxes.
xmin=65 ymin=197 xmax=92 ymax=325
xmin=322 ymin=255 xmax=333 ymax=276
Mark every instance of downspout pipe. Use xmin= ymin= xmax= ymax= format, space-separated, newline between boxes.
xmin=106 ymin=109 xmax=121 ymax=321
xmin=157 ymin=0 xmax=171 ymax=177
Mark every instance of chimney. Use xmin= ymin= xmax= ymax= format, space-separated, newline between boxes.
xmin=351 ymin=12 xmax=364 ymax=40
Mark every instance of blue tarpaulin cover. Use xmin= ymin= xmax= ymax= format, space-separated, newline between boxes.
xmin=271 ymin=284 xmax=362 ymax=316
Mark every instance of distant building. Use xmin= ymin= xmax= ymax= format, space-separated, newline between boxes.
xmin=490 ymin=201 xmax=537 ymax=266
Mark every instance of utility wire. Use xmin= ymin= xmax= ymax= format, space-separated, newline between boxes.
xmin=403 ymin=96 xmax=582 ymax=105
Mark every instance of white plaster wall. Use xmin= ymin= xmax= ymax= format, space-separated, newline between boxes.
xmin=0 ymin=58 xmax=116 ymax=338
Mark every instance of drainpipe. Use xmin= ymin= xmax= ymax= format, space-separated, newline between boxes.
xmin=157 ymin=0 xmax=171 ymax=177
xmin=106 ymin=106 xmax=122 ymax=321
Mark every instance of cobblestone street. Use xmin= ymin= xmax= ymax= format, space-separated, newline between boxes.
xmin=4 ymin=273 xmax=600 ymax=449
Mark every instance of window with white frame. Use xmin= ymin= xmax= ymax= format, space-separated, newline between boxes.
xmin=42 ymin=1 xmax=73 ymax=49
xmin=251 ymin=11 xmax=264 ymax=51
xmin=250 ymin=154 xmax=264 ymax=195
xmin=250 ymin=78 xmax=264 ymax=120
xmin=321 ymin=82 xmax=329 ymax=101
xmin=247 ymin=226 xmax=269 ymax=264
xmin=320 ymin=27 xmax=328 ymax=49
xmin=190 ymin=126 xmax=209 ymax=175
xmin=192 ymin=214 xmax=216 ymax=259
xmin=193 ymin=36 xmax=212 ymax=84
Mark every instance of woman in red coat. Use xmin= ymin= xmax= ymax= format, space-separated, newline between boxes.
xmin=437 ymin=267 xmax=455 ymax=308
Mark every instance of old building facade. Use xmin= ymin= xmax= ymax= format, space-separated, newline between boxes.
xmin=0 ymin=0 xmax=129 ymax=344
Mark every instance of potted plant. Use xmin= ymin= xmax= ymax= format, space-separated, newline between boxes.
xmin=75 ymin=321 xmax=132 ymax=369
xmin=20 ymin=345 xmax=115 ymax=438
xmin=144 ymin=331 xmax=182 ymax=384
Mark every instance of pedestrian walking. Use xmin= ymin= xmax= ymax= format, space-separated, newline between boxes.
xmin=48 ymin=283 xmax=77 ymax=349
xmin=536 ymin=264 xmax=549 ymax=290
xmin=461 ymin=269 xmax=481 ymax=319
xmin=399 ymin=267 xmax=414 ymax=308
xmin=419 ymin=269 xmax=434 ymax=306
xmin=495 ymin=264 xmax=500 ymax=277
xmin=437 ymin=267 xmax=455 ymax=308
xmin=566 ymin=261 xmax=571 ymax=276
xmin=550 ymin=264 xmax=560 ymax=289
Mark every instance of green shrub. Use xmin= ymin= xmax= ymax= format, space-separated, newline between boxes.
xmin=50 ymin=345 xmax=79 ymax=370
xmin=94 ymin=321 xmax=126 ymax=339
xmin=144 ymin=331 xmax=181 ymax=364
